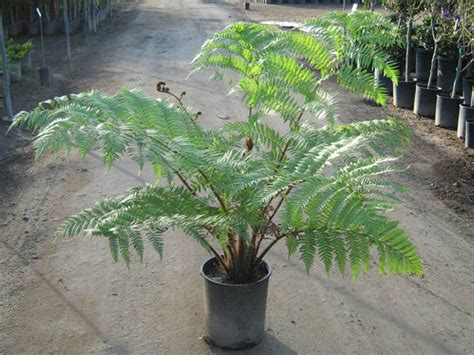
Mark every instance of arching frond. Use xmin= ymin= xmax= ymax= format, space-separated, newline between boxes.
xmin=11 ymin=19 xmax=423 ymax=282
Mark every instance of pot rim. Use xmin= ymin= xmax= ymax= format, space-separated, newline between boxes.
xmin=436 ymin=93 xmax=463 ymax=100
xmin=459 ymin=104 xmax=474 ymax=109
xmin=397 ymin=78 xmax=417 ymax=84
xmin=436 ymin=55 xmax=457 ymax=62
xmin=416 ymin=47 xmax=432 ymax=53
xmin=416 ymin=84 xmax=441 ymax=91
xmin=200 ymin=256 xmax=272 ymax=288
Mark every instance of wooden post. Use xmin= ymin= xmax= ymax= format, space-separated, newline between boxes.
xmin=0 ymin=11 xmax=13 ymax=121
xmin=63 ymin=0 xmax=72 ymax=62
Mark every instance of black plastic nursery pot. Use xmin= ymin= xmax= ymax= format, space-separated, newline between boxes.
xmin=416 ymin=48 xmax=433 ymax=83
xmin=463 ymin=77 xmax=474 ymax=105
xmin=44 ymin=21 xmax=57 ymax=35
xmin=414 ymin=84 xmax=441 ymax=118
xmin=7 ymin=23 xmax=19 ymax=37
xmin=27 ymin=22 xmax=39 ymax=35
xmin=21 ymin=52 xmax=32 ymax=72
xmin=374 ymin=69 xmax=393 ymax=96
xmin=201 ymin=257 xmax=271 ymax=350
xmin=466 ymin=120 xmax=474 ymax=148
xmin=437 ymin=56 xmax=457 ymax=93
xmin=38 ymin=67 xmax=51 ymax=86
xmin=393 ymin=79 xmax=416 ymax=109
xmin=435 ymin=94 xmax=463 ymax=129
xmin=457 ymin=104 xmax=474 ymax=139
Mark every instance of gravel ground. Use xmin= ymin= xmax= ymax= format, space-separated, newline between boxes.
xmin=1 ymin=1 xmax=473 ymax=354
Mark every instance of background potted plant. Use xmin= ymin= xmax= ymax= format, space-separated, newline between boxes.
xmin=414 ymin=2 xmax=443 ymax=118
xmin=20 ymin=40 xmax=33 ymax=72
xmin=4 ymin=39 xmax=25 ymax=82
xmin=460 ymin=5 xmax=474 ymax=105
xmin=42 ymin=0 xmax=59 ymax=35
xmin=5 ymin=0 xmax=20 ymax=36
xmin=373 ymin=15 xmax=404 ymax=96
xmin=435 ymin=1 xmax=471 ymax=129
xmin=10 ymin=21 xmax=424 ymax=350
xmin=435 ymin=2 xmax=462 ymax=93
xmin=414 ymin=14 xmax=435 ymax=83
xmin=26 ymin=4 xmax=40 ymax=35
xmin=455 ymin=1 xmax=474 ymax=138
xmin=384 ymin=0 xmax=423 ymax=109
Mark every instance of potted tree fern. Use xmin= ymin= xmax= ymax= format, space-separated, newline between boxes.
xmin=10 ymin=22 xmax=424 ymax=350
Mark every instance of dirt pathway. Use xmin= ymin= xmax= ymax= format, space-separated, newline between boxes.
xmin=1 ymin=1 xmax=473 ymax=354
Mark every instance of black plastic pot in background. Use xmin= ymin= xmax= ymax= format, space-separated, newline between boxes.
xmin=374 ymin=69 xmax=393 ymax=96
xmin=393 ymin=80 xmax=416 ymax=109
xmin=27 ymin=21 xmax=39 ymax=35
xmin=38 ymin=67 xmax=51 ymax=86
xmin=463 ymin=77 xmax=474 ymax=105
xmin=435 ymin=94 xmax=463 ymax=129
xmin=414 ymin=84 xmax=441 ymax=118
xmin=21 ymin=51 xmax=32 ymax=72
xmin=201 ymin=257 xmax=271 ymax=350
xmin=44 ymin=20 xmax=57 ymax=35
xmin=437 ymin=56 xmax=457 ymax=93
xmin=7 ymin=23 xmax=19 ymax=36
xmin=457 ymin=104 xmax=474 ymax=138
xmin=416 ymin=48 xmax=433 ymax=83
xmin=409 ymin=45 xmax=416 ymax=75
xmin=466 ymin=120 xmax=474 ymax=148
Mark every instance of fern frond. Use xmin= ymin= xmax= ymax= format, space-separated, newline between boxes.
xmin=12 ymin=22 xmax=423 ymax=281
xmin=337 ymin=65 xmax=387 ymax=105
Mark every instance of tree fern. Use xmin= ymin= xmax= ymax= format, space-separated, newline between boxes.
xmin=11 ymin=19 xmax=423 ymax=283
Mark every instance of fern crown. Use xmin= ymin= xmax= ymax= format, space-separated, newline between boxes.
xmin=11 ymin=16 xmax=423 ymax=282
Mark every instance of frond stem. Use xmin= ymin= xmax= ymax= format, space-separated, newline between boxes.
xmin=197 ymin=169 xmax=227 ymax=212
xmin=262 ymin=109 xmax=304 ymax=212
xmin=208 ymin=244 xmax=231 ymax=276
xmin=254 ymin=234 xmax=286 ymax=265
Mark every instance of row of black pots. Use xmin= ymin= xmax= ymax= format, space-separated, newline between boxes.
xmin=376 ymin=51 xmax=463 ymax=99
xmin=393 ymin=78 xmax=474 ymax=148
xmin=415 ymin=49 xmax=463 ymax=94
xmin=6 ymin=5 xmax=112 ymax=37
xmin=6 ymin=18 xmax=82 ymax=36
